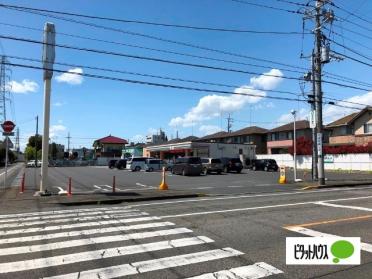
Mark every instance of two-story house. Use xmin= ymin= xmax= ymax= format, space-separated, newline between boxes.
xmin=198 ymin=126 xmax=268 ymax=154
xmin=267 ymin=120 xmax=311 ymax=154
xmin=93 ymin=135 xmax=128 ymax=158
xmin=326 ymin=106 xmax=372 ymax=146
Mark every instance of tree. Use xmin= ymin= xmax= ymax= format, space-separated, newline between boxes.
xmin=50 ymin=142 xmax=58 ymax=160
xmin=27 ymin=135 xmax=42 ymax=150
xmin=24 ymin=146 xmax=42 ymax=160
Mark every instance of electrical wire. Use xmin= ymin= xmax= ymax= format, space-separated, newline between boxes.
xmin=1 ymin=34 xmax=371 ymax=93
xmin=7 ymin=54 xmax=368 ymax=108
xmin=3 ymin=61 xmax=365 ymax=111
xmin=1 ymin=4 xmax=312 ymax=73
xmin=0 ymin=3 xmax=309 ymax=35
xmin=332 ymin=50 xmax=372 ymax=68
xmin=331 ymin=1 xmax=372 ymax=26
xmin=328 ymin=38 xmax=372 ymax=62
xmin=229 ymin=0 xmax=305 ymax=14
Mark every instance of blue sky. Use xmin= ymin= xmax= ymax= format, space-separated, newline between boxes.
xmin=0 ymin=0 xmax=371 ymax=150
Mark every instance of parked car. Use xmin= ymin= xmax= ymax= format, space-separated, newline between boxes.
xmin=251 ymin=159 xmax=279 ymax=171
xmin=201 ymin=158 xmax=223 ymax=174
xmin=165 ymin=160 xmax=174 ymax=171
xmin=144 ymin=159 xmax=166 ymax=172
xmin=115 ymin=159 xmax=127 ymax=170
xmin=26 ymin=160 xmax=42 ymax=168
xmin=126 ymin=157 xmax=151 ymax=171
xmin=108 ymin=159 xmax=118 ymax=169
xmin=220 ymin=157 xmax=243 ymax=173
xmin=172 ymin=157 xmax=203 ymax=176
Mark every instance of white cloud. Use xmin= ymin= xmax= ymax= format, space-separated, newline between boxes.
xmin=169 ymin=69 xmax=283 ymax=128
xmin=323 ymin=91 xmax=372 ymax=123
xmin=7 ymin=79 xmax=39 ymax=94
xmin=199 ymin=125 xmax=222 ymax=135
xmin=53 ymin=102 xmax=65 ymax=107
xmin=278 ymin=108 xmax=309 ymax=123
xmin=147 ymin=128 xmax=158 ymax=135
xmin=130 ymin=134 xmax=145 ymax=143
xmin=55 ymin=68 xmax=84 ymax=85
xmin=49 ymin=124 xmax=67 ymax=139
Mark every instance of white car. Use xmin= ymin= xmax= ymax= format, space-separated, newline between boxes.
xmin=126 ymin=157 xmax=152 ymax=171
xmin=26 ymin=160 xmax=42 ymax=168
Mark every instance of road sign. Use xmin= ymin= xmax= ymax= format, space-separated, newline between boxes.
xmin=309 ymin=110 xmax=316 ymax=129
xmin=2 ymin=132 xmax=14 ymax=136
xmin=1 ymin=120 xmax=15 ymax=133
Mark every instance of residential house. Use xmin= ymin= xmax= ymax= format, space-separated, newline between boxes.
xmin=198 ymin=126 xmax=268 ymax=154
xmin=122 ymin=143 xmax=145 ymax=158
xmin=93 ymin=135 xmax=128 ymax=158
xmin=326 ymin=106 xmax=372 ymax=146
xmin=267 ymin=120 xmax=311 ymax=154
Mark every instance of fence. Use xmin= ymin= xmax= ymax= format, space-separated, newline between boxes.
xmin=256 ymin=153 xmax=372 ymax=171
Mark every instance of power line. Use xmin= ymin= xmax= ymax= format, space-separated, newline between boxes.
xmin=267 ymin=0 xmax=309 ymax=8
xmin=324 ymin=27 xmax=372 ymax=52
xmin=335 ymin=14 xmax=372 ymax=34
xmin=4 ymin=61 xmax=365 ymax=111
xmin=229 ymin=0 xmax=305 ymax=14
xmin=1 ymin=34 xmax=371 ymax=93
xmin=7 ymin=54 xmax=368 ymax=108
xmin=1 ymin=4 xmax=313 ymax=73
xmin=332 ymin=50 xmax=372 ymax=68
xmin=331 ymin=1 xmax=372 ymax=26
xmin=0 ymin=3 xmax=309 ymax=35
xmin=0 ymin=22 xmax=308 ymax=76
xmin=328 ymin=38 xmax=372 ymax=62
xmin=333 ymin=23 xmax=372 ymax=41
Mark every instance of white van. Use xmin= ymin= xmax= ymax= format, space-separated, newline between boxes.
xmin=144 ymin=159 xmax=166 ymax=172
xmin=126 ymin=157 xmax=151 ymax=171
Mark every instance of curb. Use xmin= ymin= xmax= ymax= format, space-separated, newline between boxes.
xmin=302 ymin=181 xmax=372 ymax=190
xmin=49 ymin=193 xmax=205 ymax=206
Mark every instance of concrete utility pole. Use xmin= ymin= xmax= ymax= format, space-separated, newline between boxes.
xmin=227 ymin=114 xmax=233 ymax=133
xmin=35 ymin=115 xmax=38 ymax=166
xmin=314 ymin=1 xmax=325 ymax=186
xmin=311 ymin=54 xmax=318 ymax=181
xmin=67 ymin=132 xmax=71 ymax=153
xmin=40 ymin=22 xmax=55 ymax=193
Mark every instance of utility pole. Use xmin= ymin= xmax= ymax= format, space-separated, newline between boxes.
xmin=15 ymin=127 xmax=20 ymax=153
xmin=35 ymin=115 xmax=38 ymax=166
xmin=40 ymin=22 xmax=56 ymax=194
xmin=227 ymin=114 xmax=233 ymax=133
xmin=310 ymin=54 xmax=318 ymax=181
xmin=314 ymin=1 xmax=326 ymax=186
xmin=67 ymin=132 xmax=71 ymax=153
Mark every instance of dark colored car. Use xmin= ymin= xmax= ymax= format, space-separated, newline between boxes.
xmin=251 ymin=159 xmax=279 ymax=171
xmin=220 ymin=157 xmax=243 ymax=173
xmin=108 ymin=159 xmax=118 ymax=169
xmin=201 ymin=158 xmax=223 ymax=174
xmin=172 ymin=157 xmax=203 ymax=176
xmin=115 ymin=159 xmax=127 ymax=170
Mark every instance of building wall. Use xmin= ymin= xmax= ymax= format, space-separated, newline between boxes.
xmin=355 ymin=135 xmax=372 ymax=146
xmin=208 ymin=143 xmax=255 ymax=159
xmin=355 ymin=111 xmax=372 ymax=135
xmin=256 ymin=153 xmax=372 ymax=171
xmin=329 ymin=135 xmax=355 ymax=145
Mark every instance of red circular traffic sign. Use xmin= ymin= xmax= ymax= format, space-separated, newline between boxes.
xmin=1 ymin=121 xmax=16 ymax=133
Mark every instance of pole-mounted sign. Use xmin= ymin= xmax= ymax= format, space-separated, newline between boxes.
xmin=42 ymin=22 xmax=56 ymax=80
xmin=1 ymin=120 xmax=15 ymax=136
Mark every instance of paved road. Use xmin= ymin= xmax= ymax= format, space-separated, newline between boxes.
xmin=22 ymin=166 xmax=372 ymax=195
xmin=0 ymin=181 xmax=372 ymax=278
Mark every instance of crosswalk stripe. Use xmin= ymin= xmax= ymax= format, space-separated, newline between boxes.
xmin=185 ymin=262 xmax=283 ymax=279
xmin=0 ymin=233 xmax=203 ymax=273
xmin=0 ymin=209 xmax=140 ymax=224
xmin=1 ymin=216 xmax=161 ymax=236
xmin=0 ymin=212 xmax=149 ymax=229
xmin=0 ymin=221 xmax=175 ymax=245
xmin=43 ymin=247 xmax=243 ymax=279
xmin=0 ymin=227 xmax=193 ymax=256
xmin=0 ymin=206 xmax=129 ymax=219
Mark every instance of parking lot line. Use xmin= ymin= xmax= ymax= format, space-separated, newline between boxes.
xmin=284 ymin=214 xmax=372 ymax=229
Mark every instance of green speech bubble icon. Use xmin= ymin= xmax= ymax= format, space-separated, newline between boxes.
xmin=331 ymin=240 xmax=354 ymax=263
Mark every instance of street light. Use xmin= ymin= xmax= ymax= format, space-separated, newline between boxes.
xmin=291 ymin=110 xmax=302 ymax=183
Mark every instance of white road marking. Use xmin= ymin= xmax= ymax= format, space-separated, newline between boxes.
xmin=0 ymin=221 xmax=174 ymax=244
xmin=101 ymin=184 xmax=113 ymax=189
xmin=228 ymin=186 xmax=243 ymax=188
xmin=0 ymin=209 xmax=139 ymax=224
xmin=0 ymin=212 xmax=148 ymax=229
xmin=43 ymin=248 xmax=243 ymax=279
xmin=315 ymin=201 xmax=372 ymax=212
xmin=286 ymin=226 xmax=372 ymax=253
xmin=158 ymin=195 xmax=372 ymax=218
xmin=194 ymin=187 xmax=214 ymax=190
xmin=255 ymin=184 xmax=275 ymax=187
xmin=93 ymin=185 xmax=102 ymax=190
xmin=1 ymin=216 xmax=161 ymax=236
xmin=0 ymin=206 xmax=131 ymax=219
xmin=130 ymin=187 xmax=372 ymax=208
xmin=185 ymin=262 xmax=283 ymax=279
xmin=0 ymin=228 xmax=194 ymax=256
xmin=136 ymin=182 xmax=148 ymax=187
